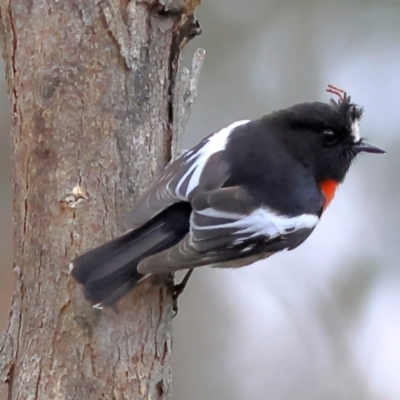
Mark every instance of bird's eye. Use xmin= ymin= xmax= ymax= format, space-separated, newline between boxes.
xmin=323 ymin=130 xmax=338 ymax=146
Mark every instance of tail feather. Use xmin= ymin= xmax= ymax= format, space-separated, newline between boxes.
xmin=73 ymin=222 xmax=169 ymax=284
xmin=100 ymin=280 xmax=140 ymax=307
xmin=71 ymin=202 xmax=191 ymax=306
xmin=83 ymin=264 xmax=142 ymax=306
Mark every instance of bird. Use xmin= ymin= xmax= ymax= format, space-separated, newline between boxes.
xmin=70 ymin=84 xmax=385 ymax=309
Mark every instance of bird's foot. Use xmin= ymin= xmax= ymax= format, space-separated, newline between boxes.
xmin=172 ymin=268 xmax=194 ymax=317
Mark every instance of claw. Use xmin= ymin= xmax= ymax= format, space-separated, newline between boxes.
xmin=172 ymin=269 xmax=194 ymax=317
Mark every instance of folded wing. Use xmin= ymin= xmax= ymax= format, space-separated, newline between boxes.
xmin=126 ymin=120 xmax=250 ymax=228
xmin=137 ymin=186 xmax=320 ymax=274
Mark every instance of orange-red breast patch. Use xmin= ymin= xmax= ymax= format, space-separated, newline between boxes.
xmin=320 ymin=179 xmax=338 ymax=211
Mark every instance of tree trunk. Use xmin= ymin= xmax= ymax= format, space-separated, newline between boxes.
xmin=0 ymin=0 xmax=202 ymax=398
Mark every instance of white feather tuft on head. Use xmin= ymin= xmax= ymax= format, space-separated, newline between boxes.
xmin=351 ymin=119 xmax=361 ymax=142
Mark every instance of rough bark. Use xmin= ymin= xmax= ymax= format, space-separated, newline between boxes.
xmin=0 ymin=0 xmax=203 ymax=399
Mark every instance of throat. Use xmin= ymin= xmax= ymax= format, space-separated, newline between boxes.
xmin=320 ymin=179 xmax=338 ymax=210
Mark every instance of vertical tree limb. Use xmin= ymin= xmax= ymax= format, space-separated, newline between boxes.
xmin=0 ymin=0 xmax=202 ymax=398
xmin=173 ymin=47 xmax=205 ymax=158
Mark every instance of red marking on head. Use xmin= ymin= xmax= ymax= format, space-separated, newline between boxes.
xmin=326 ymin=84 xmax=348 ymax=103
xmin=320 ymin=179 xmax=338 ymax=210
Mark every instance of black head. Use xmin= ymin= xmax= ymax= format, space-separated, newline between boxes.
xmin=274 ymin=84 xmax=385 ymax=183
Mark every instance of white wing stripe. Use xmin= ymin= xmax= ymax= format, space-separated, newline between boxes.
xmin=176 ymin=120 xmax=250 ymax=199
xmin=196 ymin=207 xmax=243 ymax=219
xmin=175 ymin=162 xmax=198 ymax=198
xmin=127 ymin=120 xmax=250 ymax=228
xmin=194 ymin=207 xmax=319 ymax=237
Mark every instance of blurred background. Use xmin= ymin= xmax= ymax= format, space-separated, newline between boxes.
xmin=1 ymin=0 xmax=399 ymax=399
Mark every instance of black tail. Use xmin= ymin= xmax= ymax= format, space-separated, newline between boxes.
xmin=71 ymin=202 xmax=192 ymax=306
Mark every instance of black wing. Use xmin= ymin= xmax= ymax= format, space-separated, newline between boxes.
xmin=126 ymin=121 xmax=250 ymax=228
xmin=137 ymin=186 xmax=320 ymax=274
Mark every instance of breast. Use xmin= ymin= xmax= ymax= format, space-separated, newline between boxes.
xmin=319 ymin=179 xmax=338 ymax=210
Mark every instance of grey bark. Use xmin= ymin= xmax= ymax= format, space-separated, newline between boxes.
xmin=0 ymin=0 xmax=203 ymax=398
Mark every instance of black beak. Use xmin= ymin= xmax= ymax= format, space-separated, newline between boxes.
xmin=353 ymin=140 xmax=386 ymax=154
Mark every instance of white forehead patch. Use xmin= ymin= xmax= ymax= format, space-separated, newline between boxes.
xmin=351 ymin=119 xmax=361 ymax=142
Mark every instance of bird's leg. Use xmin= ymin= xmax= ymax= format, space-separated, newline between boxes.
xmin=172 ymin=268 xmax=194 ymax=316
